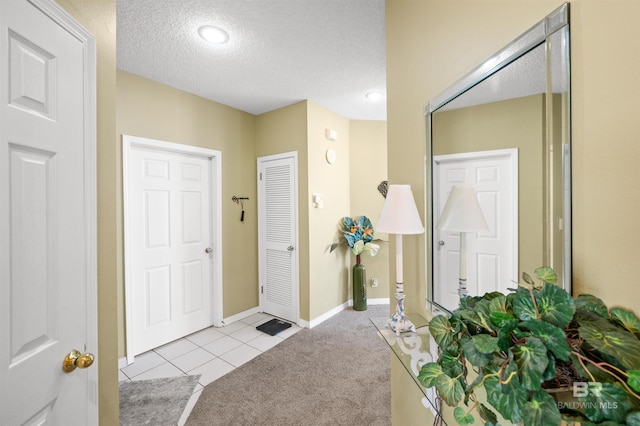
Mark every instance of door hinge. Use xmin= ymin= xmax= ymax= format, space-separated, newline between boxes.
xmin=259 ymin=172 xmax=262 ymax=180
xmin=261 ymin=286 xmax=263 ymax=294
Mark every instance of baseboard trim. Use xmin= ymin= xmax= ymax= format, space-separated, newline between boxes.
xmin=304 ymin=298 xmax=391 ymax=329
xmin=221 ymin=306 xmax=261 ymax=326
xmin=367 ymin=297 xmax=391 ymax=305
xmin=305 ymin=302 xmax=349 ymax=329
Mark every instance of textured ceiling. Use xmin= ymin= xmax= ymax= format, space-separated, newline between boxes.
xmin=117 ymin=0 xmax=387 ymax=121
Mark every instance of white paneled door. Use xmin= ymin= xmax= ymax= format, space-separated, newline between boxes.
xmin=258 ymin=153 xmax=299 ymax=323
xmin=433 ymin=149 xmax=518 ymax=311
xmin=124 ymin=137 xmax=220 ymax=357
xmin=0 ymin=1 xmax=97 ymax=424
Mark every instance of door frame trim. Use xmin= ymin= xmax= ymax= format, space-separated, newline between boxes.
xmin=257 ymin=151 xmax=300 ymax=324
xmin=122 ymin=135 xmax=223 ymax=364
xmin=32 ymin=0 xmax=99 ymax=422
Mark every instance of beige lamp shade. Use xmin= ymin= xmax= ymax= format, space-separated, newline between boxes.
xmin=377 ymin=184 xmax=425 ymax=235
xmin=436 ymin=184 xmax=489 ymax=233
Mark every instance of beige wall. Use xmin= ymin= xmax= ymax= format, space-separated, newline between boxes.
xmin=255 ymin=102 xmax=312 ymax=320
xmin=256 ymin=102 xmax=388 ymax=321
xmin=306 ymin=102 xmax=353 ymax=319
xmin=116 ymin=82 xmax=388 ymax=348
xmin=116 ymin=71 xmax=258 ymax=353
xmin=387 ymin=0 xmax=640 ymax=422
xmin=350 ymin=120 xmax=390 ymax=299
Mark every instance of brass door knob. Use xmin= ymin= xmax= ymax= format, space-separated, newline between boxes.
xmin=62 ymin=349 xmax=94 ymax=373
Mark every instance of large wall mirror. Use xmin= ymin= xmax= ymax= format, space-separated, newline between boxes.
xmin=425 ymin=4 xmax=571 ymax=312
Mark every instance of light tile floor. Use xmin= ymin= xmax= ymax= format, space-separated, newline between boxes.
xmin=118 ymin=312 xmax=301 ymax=425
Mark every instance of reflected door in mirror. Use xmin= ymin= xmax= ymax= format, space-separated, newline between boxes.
xmin=433 ymin=149 xmax=518 ymax=311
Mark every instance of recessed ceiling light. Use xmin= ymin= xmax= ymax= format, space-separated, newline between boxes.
xmin=198 ymin=25 xmax=229 ymax=44
xmin=365 ymin=91 xmax=383 ymax=101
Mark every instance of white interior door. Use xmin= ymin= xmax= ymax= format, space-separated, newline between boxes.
xmin=124 ymin=136 xmax=220 ymax=357
xmin=258 ymin=152 xmax=299 ymax=323
xmin=0 ymin=1 xmax=97 ymax=424
xmin=433 ymin=149 xmax=518 ymax=311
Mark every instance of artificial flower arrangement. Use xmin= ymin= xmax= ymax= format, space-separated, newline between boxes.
xmin=330 ymin=216 xmax=380 ymax=257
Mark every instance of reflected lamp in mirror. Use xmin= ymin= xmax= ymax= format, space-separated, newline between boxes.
xmin=436 ymin=185 xmax=488 ymax=301
xmin=377 ymin=184 xmax=425 ymax=335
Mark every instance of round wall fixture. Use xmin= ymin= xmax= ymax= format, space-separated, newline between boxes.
xmin=325 ymin=148 xmax=336 ymax=164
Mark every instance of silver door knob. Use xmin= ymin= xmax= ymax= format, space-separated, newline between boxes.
xmin=438 ymin=240 xmax=445 ymax=246
xmin=287 ymin=245 xmax=294 ymax=251
xmin=205 ymin=247 xmax=213 ymax=253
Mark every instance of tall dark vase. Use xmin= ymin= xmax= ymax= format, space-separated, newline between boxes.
xmin=353 ymin=254 xmax=367 ymax=311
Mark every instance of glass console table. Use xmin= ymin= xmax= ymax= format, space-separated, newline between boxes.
xmin=371 ymin=313 xmax=446 ymax=424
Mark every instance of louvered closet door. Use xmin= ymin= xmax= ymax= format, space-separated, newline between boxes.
xmin=258 ymin=153 xmax=298 ymax=323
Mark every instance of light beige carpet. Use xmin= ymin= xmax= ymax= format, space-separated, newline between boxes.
xmin=186 ymin=305 xmax=391 ymax=426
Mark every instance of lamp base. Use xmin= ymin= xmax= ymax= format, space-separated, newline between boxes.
xmin=388 ymin=283 xmax=415 ymax=336
xmin=388 ymin=313 xmax=416 ymax=336
xmin=458 ymin=277 xmax=469 ymax=300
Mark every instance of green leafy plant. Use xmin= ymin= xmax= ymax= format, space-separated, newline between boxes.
xmin=418 ymin=267 xmax=640 ymax=425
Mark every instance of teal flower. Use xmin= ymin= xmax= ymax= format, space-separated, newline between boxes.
xmin=332 ymin=215 xmax=378 ymax=257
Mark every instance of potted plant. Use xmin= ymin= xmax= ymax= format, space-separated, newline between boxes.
xmin=418 ymin=267 xmax=640 ymax=425
xmin=330 ymin=216 xmax=380 ymax=311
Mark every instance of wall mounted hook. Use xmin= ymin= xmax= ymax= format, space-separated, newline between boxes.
xmin=232 ymin=196 xmax=249 ymax=204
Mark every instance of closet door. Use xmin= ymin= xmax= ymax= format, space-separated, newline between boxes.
xmin=258 ymin=152 xmax=299 ymax=323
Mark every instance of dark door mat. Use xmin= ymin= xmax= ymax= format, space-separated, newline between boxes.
xmin=256 ymin=318 xmax=292 ymax=336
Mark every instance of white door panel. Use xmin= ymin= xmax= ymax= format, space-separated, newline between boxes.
xmin=433 ymin=149 xmax=518 ymax=311
xmin=0 ymin=1 xmax=97 ymax=424
xmin=258 ymin=153 xmax=299 ymax=323
xmin=127 ymin=145 xmax=213 ymax=356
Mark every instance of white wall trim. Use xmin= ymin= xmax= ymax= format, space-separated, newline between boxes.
xmin=221 ymin=306 xmax=261 ymax=326
xmin=224 ymin=297 xmax=390 ymax=330
xmin=367 ymin=297 xmax=391 ymax=306
xmin=29 ymin=0 xmax=99 ymax=421
xmin=301 ymin=298 xmax=391 ymax=329
xmin=122 ymin=135 xmax=223 ymax=364
xmin=304 ymin=302 xmax=347 ymax=329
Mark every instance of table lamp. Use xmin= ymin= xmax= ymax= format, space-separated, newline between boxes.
xmin=436 ymin=184 xmax=489 ymax=301
xmin=376 ymin=184 xmax=425 ymax=335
